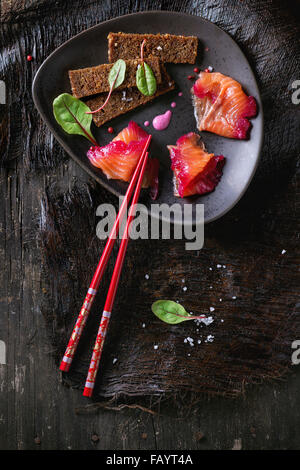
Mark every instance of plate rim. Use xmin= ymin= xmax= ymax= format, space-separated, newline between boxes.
xmin=32 ymin=9 xmax=264 ymax=226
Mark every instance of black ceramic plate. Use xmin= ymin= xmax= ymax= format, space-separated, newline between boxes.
xmin=32 ymin=11 xmax=263 ymax=224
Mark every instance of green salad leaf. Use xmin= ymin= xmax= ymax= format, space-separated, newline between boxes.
xmin=136 ymin=62 xmax=157 ymax=96
xmin=108 ymin=59 xmax=126 ymax=89
xmin=152 ymin=300 xmax=204 ymax=325
xmin=53 ymin=93 xmax=97 ymax=145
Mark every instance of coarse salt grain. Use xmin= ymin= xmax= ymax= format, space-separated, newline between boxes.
xmin=281 ymin=249 xmax=286 ymax=254
xmin=142 ymin=323 xmax=146 ymax=328
xmin=232 ymin=296 xmax=237 ymax=300
xmin=156 ymin=45 xmax=162 ymax=50
xmin=220 ymin=319 xmax=224 ymax=323
xmin=205 ymin=335 xmax=215 ymax=343
xmin=145 ymin=274 xmax=149 ymax=279
xmin=217 ymin=264 xmax=222 ymax=268
xmin=219 ymin=298 xmax=222 ymax=302
xmin=207 ymin=65 xmax=213 ymax=72
xmin=209 ymin=267 xmax=213 ymax=271
xmin=201 ymin=316 xmax=214 ymax=326
xmin=197 ymin=339 xmax=202 ymax=344
xmin=182 ymin=279 xmax=185 ymax=283
xmin=183 ymin=286 xmax=187 ymax=292
xmin=112 ymin=358 xmax=118 ymax=364
xmin=209 ymin=307 xmax=215 ymax=312
xmin=154 ymin=345 xmax=158 ymax=350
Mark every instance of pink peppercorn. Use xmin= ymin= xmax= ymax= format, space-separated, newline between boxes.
xmin=27 ymin=55 xmax=33 ymax=61
xmin=193 ymin=67 xmax=200 ymax=73
xmin=107 ymin=127 xmax=114 ymax=134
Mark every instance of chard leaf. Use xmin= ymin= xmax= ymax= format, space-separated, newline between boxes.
xmin=108 ymin=59 xmax=126 ymax=89
xmin=136 ymin=62 xmax=157 ymax=96
xmin=152 ymin=300 xmax=199 ymax=325
xmin=53 ymin=93 xmax=97 ymax=145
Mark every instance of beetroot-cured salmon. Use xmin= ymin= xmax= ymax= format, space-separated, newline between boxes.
xmin=192 ymin=72 xmax=257 ymax=139
xmin=167 ymin=132 xmax=225 ymax=198
xmin=87 ymin=121 xmax=159 ymax=198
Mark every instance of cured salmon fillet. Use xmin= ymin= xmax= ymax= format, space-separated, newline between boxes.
xmin=87 ymin=122 xmax=159 ymax=198
xmin=167 ymin=132 xmax=225 ymax=198
xmin=192 ymin=72 xmax=257 ymax=139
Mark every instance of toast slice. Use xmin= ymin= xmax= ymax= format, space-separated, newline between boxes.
xmin=69 ymin=56 xmax=162 ymax=99
xmin=86 ymin=65 xmax=175 ymax=127
xmin=108 ymin=32 xmax=198 ymax=64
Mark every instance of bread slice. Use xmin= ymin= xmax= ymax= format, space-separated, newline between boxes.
xmin=108 ymin=32 xmax=198 ymax=64
xmin=86 ymin=65 xmax=175 ymax=127
xmin=69 ymin=57 xmax=162 ymax=99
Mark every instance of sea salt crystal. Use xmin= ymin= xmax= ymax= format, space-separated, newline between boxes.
xmin=112 ymin=358 xmax=118 ymax=364
xmin=182 ymin=279 xmax=185 ymax=283
xmin=154 ymin=345 xmax=158 ymax=350
xmin=205 ymin=334 xmax=215 ymax=343
xmin=182 ymin=286 xmax=187 ymax=292
xmin=219 ymin=298 xmax=222 ymax=302
xmin=223 ymin=265 xmax=226 ymax=268
xmin=121 ymin=91 xmax=127 ymax=101
xmin=207 ymin=65 xmax=213 ymax=72
xmin=156 ymin=45 xmax=163 ymax=51
xmin=217 ymin=264 xmax=222 ymax=268
xmin=281 ymin=249 xmax=286 ymax=254
xmin=209 ymin=307 xmax=215 ymax=312
xmin=145 ymin=274 xmax=149 ymax=279
xmin=209 ymin=286 xmax=213 ymax=289
xmin=209 ymin=267 xmax=213 ymax=271
xmin=232 ymin=296 xmax=237 ymax=300
xmin=197 ymin=339 xmax=202 ymax=344
xmin=220 ymin=319 xmax=224 ymax=323
xmin=168 ymin=82 xmax=173 ymax=87
xmin=142 ymin=323 xmax=146 ymax=328
xmin=184 ymin=337 xmax=194 ymax=347
xmin=187 ymin=353 xmax=191 ymax=357
xmin=201 ymin=316 xmax=214 ymax=326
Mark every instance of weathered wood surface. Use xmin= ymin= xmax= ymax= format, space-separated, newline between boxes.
xmin=0 ymin=0 xmax=300 ymax=450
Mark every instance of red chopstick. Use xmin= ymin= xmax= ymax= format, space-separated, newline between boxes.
xmin=83 ymin=150 xmax=149 ymax=397
xmin=59 ymin=135 xmax=151 ymax=372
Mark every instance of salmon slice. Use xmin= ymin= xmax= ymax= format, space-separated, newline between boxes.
xmin=87 ymin=122 xmax=159 ymax=198
xmin=192 ymin=72 xmax=257 ymax=139
xmin=112 ymin=121 xmax=149 ymax=144
xmin=167 ymin=132 xmax=225 ymax=197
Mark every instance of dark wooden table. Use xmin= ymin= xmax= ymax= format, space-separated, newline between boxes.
xmin=0 ymin=0 xmax=300 ymax=450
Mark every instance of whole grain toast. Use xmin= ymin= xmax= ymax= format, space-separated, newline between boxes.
xmin=108 ymin=32 xmax=198 ymax=64
xmin=86 ymin=65 xmax=175 ymax=127
xmin=69 ymin=57 xmax=162 ymax=99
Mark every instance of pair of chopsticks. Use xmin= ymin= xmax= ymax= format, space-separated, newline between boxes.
xmin=60 ymin=135 xmax=151 ymax=397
